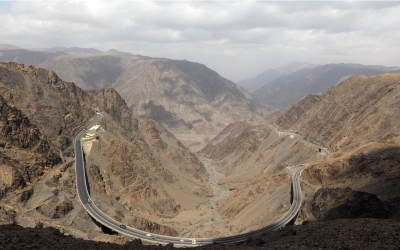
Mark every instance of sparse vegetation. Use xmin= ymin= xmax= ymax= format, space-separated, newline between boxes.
xmin=115 ymin=196 xmax=120 ymax=201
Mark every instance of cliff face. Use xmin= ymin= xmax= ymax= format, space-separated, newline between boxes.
xmin=0 ymin=62 xmax=212 ymax=240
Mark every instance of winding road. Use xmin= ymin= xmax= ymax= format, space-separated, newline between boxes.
xmin=270 ymin=124 xmax=331 ymax=156
xmin=74 ymin=113 xmax=326 ymax=246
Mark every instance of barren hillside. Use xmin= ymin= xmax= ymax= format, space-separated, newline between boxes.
xmin=199 ymin=117 xmax=324 ymax=232
xmin=39 ymin=55 xmax=265 ymax=149
xmin=1 ymin=61 xmax=399 ymax=245
xmin=0 ymin=48 xmax=266 ymax=151
xmin=201 ymin=73 xmax=400 ymax=229
xmin=0 ymin=62 xmax=213 ymax=241
xmin=271 ymin=73 xmax=400 ymax=223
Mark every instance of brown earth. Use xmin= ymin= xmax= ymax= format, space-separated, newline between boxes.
xmin=1 ymin=61 xmax=400 ymax=247
xmin=0 ymin=48 xmax=268 ymax=150
xmin=270 ymin=74 xmax=400 ymax=224
xmin=201 ymin=73 xmax=400 ymax=230
xmin=199 ymin=118 xmax=323 ymax=231
xmin=272 ymin=74 xmax=400 ymax=152
xmin=1 ymin=217 xmax=399 ymax=249
xmin=13 ymin=51 xmax=266 ymax=137
xmin=0 ymin=62 xmax=214 ymax=241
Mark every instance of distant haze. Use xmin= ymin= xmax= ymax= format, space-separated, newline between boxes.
xmin=1 ymin=1 xmax=400 ymax=82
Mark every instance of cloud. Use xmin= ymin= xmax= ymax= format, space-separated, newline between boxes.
xmin=1 ymin=1 xmax=400 ymax=81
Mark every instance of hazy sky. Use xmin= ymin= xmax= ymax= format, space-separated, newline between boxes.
xmin=1 ymin=1 xmax=400 ymax=82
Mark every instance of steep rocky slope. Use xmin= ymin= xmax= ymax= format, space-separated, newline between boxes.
xmin=202 ymin=73 xmax=400 ymax=229
xmin=270 ymin=73 xmax=400 ymax=222
xmin=0 ymin=48 xmax=265 ymax=148
xmin=0 ymin=94 xmax=61 ymax=199
xmin=0 ymin=62 xmax=212 ymax=241
xmin=272 ymin=73 xmax=400 ymax=152
xmin=253 ymin=63 xmax=400 ymax=110
xmin=199 ymin=117 xmax=322 ymax=232
xmin=38 ymin=55 xmax=264 ymax=136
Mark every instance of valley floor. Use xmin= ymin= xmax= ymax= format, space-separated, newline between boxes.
xmin=174 ymin=134 xmax=217 ymax=152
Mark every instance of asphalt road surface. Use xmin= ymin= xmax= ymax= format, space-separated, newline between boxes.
xmin=74 ymin=113 xmax=309 ymax=246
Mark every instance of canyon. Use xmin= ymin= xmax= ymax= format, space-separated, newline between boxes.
xmin=0 ymin=57 xmax=399 ymax=248
xmin=203 ymin=73 xmax=400 ymax=227
xmin=0 ymin=62 xmax=212 ymax=242
xmin=0 ymin=48 xmax=266 ymax=152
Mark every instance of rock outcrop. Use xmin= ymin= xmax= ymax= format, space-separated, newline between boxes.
xmin=0 ymin=93 xmax=61 ymax=199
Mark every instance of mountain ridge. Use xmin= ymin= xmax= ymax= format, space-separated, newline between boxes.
xmin=0 ymin=62 xmax=215 ymax=240
xmin=253 ymin=63 xmax=400 ymax=110
xmin=201 ymin=72 xmax=400 ymax=227
xmin=0 ymin=47 xmax=266 ymax=151
xmin=37 ymin=55 xmax=265 ymax=137
xmin=237 ymin=61 xmax=318 ymax=92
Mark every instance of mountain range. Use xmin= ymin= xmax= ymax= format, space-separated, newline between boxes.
xmin=237 ymin=61 xmax=317 ymax=91
xmin=202 ymin=72 xmax=400 ymax=225
xmin=0 ymin=47 xmax=265 ymax=152
xmin=1 ymin=44 xmax=400 ymax=247
xmin=239 ymin=62 xmax=400 ymax=111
